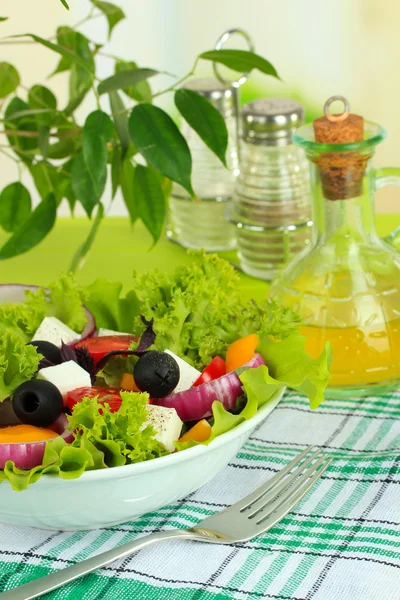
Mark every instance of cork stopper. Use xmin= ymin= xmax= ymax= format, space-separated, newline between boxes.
xmin=312 ymin=96 xmax=366 ymax=200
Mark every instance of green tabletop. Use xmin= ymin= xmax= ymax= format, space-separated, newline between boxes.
xmin=0 ymin=214 xmax=399 ymax=301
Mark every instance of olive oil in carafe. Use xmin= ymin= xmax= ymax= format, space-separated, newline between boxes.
xmin=302 ymin=319 xmax=400 ymax=388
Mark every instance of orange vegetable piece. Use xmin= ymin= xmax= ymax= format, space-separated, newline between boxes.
xmin=178 ymin=419 xmax=212 ymax=443
xmin=0 ymin=425 xmax=58 ymax=444
xmin=226 ymin=333 xmax=259 ymax=372
xmin=120 ymin=373 xmax=140 ymax=392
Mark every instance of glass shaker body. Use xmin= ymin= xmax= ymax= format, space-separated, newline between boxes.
xmin=230 ymin=98 xmax=312 ymax=280
xmin=167 ymin=79 xmax=238 ymax=252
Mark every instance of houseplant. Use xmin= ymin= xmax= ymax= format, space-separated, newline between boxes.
xmin=0 ymin=0 xmax=279 ymax=270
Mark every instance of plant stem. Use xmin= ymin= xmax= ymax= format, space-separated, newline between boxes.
xmin=97 ymin=50 xmax=122 ymax=61
xmin=0 ymin=147 xmax=20 ymax=163
xmin=71 ymin=6 xmax=96 ymax=30
xmin=152 ymin=58 xmax=199 ymax=98
xmin=1 ymin=128 xmax=81 ymax=139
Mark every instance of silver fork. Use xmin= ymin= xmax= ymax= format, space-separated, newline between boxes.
xmin=0 ymin=446 xmax=332 ymax=600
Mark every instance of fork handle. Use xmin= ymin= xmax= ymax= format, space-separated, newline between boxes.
xmin=0 ymin=529 xmax=198 ymax=600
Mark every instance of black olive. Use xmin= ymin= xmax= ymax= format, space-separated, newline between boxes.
xmin=12 ymin=380 xmax=63 ymax=427
xmin=28 ymin=341 xmax=62 ymax=365
xmin=133 ymin=351 xmax=180 ymax=398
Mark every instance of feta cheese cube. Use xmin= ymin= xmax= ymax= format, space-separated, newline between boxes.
xmin=32 ymin=317 xmax=79 ymax=348
xmin=165 ymin=349 xmax=201 ymax=393
xmin=146 ymin=404 xmax=182 ymax=452
xmin=37 ymin=361 xmax=91 ymax=403
xmin=98 ymin=328 xmax=131 ymax=336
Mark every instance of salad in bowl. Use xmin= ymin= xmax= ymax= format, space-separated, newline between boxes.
xmin=0 ymin=253 xmax=330 ymax=518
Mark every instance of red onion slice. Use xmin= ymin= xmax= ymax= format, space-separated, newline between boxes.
xmin=0 ymin=414 xmax=73 ymax=470
xmin=0 ymin=283 xmax=96 ymax=343
xmin=154 ymin=353 xmax=265 ymax=422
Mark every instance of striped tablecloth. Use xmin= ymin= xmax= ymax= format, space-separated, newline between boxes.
xmin=0 ymin=391 xmax=399 ymax=600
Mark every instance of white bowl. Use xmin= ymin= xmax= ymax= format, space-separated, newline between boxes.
xmin=0 ymin=389 xmax=284 ymax=530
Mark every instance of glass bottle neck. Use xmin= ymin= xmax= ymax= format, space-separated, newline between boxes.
xmin=309 ymin=159 xmax=377 ymax=245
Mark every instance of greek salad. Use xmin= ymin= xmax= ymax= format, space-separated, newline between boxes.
xmin=0 ymin=253 xmax=331 ymax=491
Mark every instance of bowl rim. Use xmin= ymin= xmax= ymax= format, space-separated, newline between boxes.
xmin=25 ymin=387 xmax=285 ymax=487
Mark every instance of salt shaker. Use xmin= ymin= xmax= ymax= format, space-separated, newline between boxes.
xmin=167 ymin=78 xmax=239 ymax=251
xmin=230 ymin=97 xmax=312 ymax=280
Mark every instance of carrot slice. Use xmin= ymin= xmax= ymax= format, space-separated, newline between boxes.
xmin=120 ymin=373 xmax=140 ymax=392
xmin=226 ymin=333 xmax=259 ymax=372
xmin=178 ymin=419 xmax=212 ymax=443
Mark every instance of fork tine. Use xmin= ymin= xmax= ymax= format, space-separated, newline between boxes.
xmin=245 ymin=449 xmax=323 ymax=517
xmin=248 ymin=454 xmax=329 ymax=520
xmin=238 ymin=445 xmax=313 ymax=512
xmin=254 ymin=457 xmax=333 ymax=530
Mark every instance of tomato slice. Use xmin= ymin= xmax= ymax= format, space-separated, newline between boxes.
xmin=66 ymin=386 xmax=123 ymax=413
xmin=74 ymin=335 xmax=138 ymax=367
xmin=193 ymin=356 xmax=227 ymax=387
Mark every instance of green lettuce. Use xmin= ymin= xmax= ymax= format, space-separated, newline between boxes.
xmin=23 ymin=274 xmax=87 ymax=333
xmin=0 ymin=274 xmax=86 ymax=340
xmin=0 ymin=332 xmax=40 ymax=402
xmin=1 ymin=391 xmax=167 ymax=491
xmin=84 ymin=252 xmax=302 ymax=369
xmin=84 ymin=279 xmax=140 ymax=333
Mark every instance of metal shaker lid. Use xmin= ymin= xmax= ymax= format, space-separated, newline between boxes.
xmin=182 ymin=78 xmax=237 ymax=117
xmin=241 ymin=97 xmax=304 ymax=145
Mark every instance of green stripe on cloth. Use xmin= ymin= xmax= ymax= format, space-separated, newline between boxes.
xmin=0 ymin=391 xmax=399 ymax=600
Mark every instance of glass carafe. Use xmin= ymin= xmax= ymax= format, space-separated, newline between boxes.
xmin=269 ymin=121 xmax=400 ymax=398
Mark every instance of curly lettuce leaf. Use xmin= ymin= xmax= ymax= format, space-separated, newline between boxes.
xmin=257 ymin=334 xmax=331 ymax=409
xmin=131 ymin=251 xmax=302 ymax=368
xmin=0 ymin=332 xmax=40 ymax=402
xmin=84 ymin=279 xmax=140 ymax=333
xmin=24 ymin=274 xmax=86 ymax=333
xmin=0 ymin=304 xmax=31 ymax=343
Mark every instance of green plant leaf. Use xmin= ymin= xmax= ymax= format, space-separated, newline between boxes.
xmin=0 ymin=63 xmax=20 ymax=98
xmin=175 ymin=88 xmax=228 ymax=167
xmin=129 ymin=104 xmax=194 ymax=196
xmin=0 ymin=182 xmax=31 ymax=233
xmin=109 ymin=90 xmax=130 ymax=158
xmin=134 ymin=165 xmax=166 ymax=246
xmin=30 ymin=161 xmax=69 ymax=206
xmin=91 ymin=1 xmax=125 ymax=38
xmin=49 ymin=27 xmax=76 ymax=77
xmin=71 ymin=151 xmax=106 ymax=217
xmin=111 ymin=143 xmax=121 ymax=199
xmin=38 ymin=125 xmax=50 ymax=158
xmin=46 ymin=136 xmax=77 ymax=160
xmin=50 ymin=56 xmax=70 ymax=77
xmin=82 ymin=111 xmax=113 ymax=203
xmin=17 ymin=34 xmax=94 ymax=73
xmin=84 ymin=109 xmax=114 ymax=141
xmin=0 ymin=17 xmax=8 ymax=22
xmin=65 ymin=32 xmax=95 ymax=114
xmin=120 ymin=159 xmax=136 ymax=223
xmin=4 ymin=97 xmax=38 ymax=159
xmin=0 ymin=193 xmax=56 ymax=259
xmin=199 ymin=49 xmax=279 ymax=79
xmin=28 ymin=84 xmax=57 ymax=126
xmin=98 ymin=68 xmax=158 ymax=95
xmin=60 ymin=158 xmax=77 ymax=213
xmin=69 ymin=204 xmax=104 ymax=273
xmin=115 ymin=60 xmax=152 ymax=103
xmin=59 ymin=0 xmax=70 ymax=8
